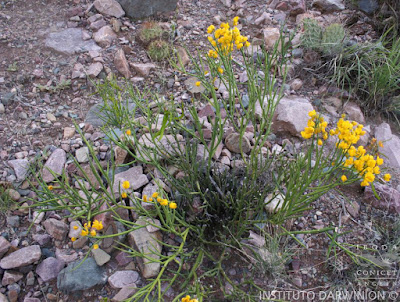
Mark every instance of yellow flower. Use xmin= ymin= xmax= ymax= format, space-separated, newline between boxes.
xmin=233 ymin=16 xmax=239 ymax=26
xmin=308 ymin=110 xmax=316 ymax=117
xmin=218 ymin=67 xmax=224 ymax=74
xmin=71 ymin=237 xmax=76 ymax=242
xmin=160 ymin=199 xmax=169 ymax=206
xmin=378 ymin=141 xmax=384 ymax=147
xmin=341 ymin=175 xmax=347 ymax=182
xmin=169 ymin=202 xmax=177 ymax=209
xmin=81 ymin=229 xmax=88 ymax=236
xmin=73 ymin=225 xmax=78 ymax=230
xmin=143 ymin=194 xmax=148 ymax=202
xmin=48 ymin=185 xmax=54 ymax=191
xmin=182 ymin=296 xmax=191 ymax=302
xmin=121 ymin=192 xmax=127 ymax=199
xmin=148 ymin=197 xmax=153 ymax=202
xmin=122 ymin=181 xmax=130 ymax=189
xmin=152 ymin=192 xmax=159 ymax=198
xmin=207 ymin=25 xmax=215 ymax=34
xmin=317 ymin=139 xmax=323 ymax=146
xmin=93 ymin=244 xmax=99 ymax=250
xmin=364 ymin=172 xmax=375 ymax=183
xmin=245 ymin=41 xmax=250 ymax=47
xmin=92 ymin=220 xmax=103 ymax=231
xmin=126 ymin=129 xmax=131 ymax=136
xmin=195 ymin=81 xmax=201 ymax=87
xmin=376 ymin=156 xmax=384 ymax=166
xmin=384 ymin=174 xmax=391 ymax=181
xmin=90 ymin=230 xmax=97 ymax=236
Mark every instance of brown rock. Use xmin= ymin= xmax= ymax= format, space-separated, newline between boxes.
xmin=43 ymin=218 xmax=68 ymax=241
xmin=93 ymin=26 xmax=117 ymax=47
xmin=225 ymin=133 xmax=251 ymax=154
xmin=130 ymin=62 xmax=156 ymax=77
xmin=94 ymin=0 xmax=125 ymax=18
xmin=114 ymin=49 xmax=131 ymax=78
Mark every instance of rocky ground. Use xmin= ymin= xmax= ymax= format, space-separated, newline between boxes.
xmin=0 ymin=0 xmax=400 ymax=301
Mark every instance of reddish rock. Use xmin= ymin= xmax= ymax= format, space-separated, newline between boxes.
xmin=93 ymin=26 xmax=117 ymax=47
xmin=364 ymin=183 xmax=400 ymax=214
xmin=2 ymin=271 xmax=23 ymax=286
xmin=0 ymin=236 xmax=11 ymax=258
xmin=42 ymin=148 xmax=66 ymax=183
xmin=108 ymin=270 xmax=139 ymax=288
xmin=0 ymin=245 xmax=41 ymax=269
xmin=42 ymin=218 xmax=68 ymax=241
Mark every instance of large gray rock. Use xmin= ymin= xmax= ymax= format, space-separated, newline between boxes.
xmin=312 ymin=0 xmax=345 ymax=12
xmin=57 ymin=257 xmax=107 ymax=293
xmin=42 ymin=149 xmax=66 ymax=183
xmin=45 ymin=28 xmax=101 ymax=55
xmin=358 ymin=0 xmax=378 ymax=14
xmin=116 ymin=0 xmax=177 ymax=19
xmin=94 ymin=0 xmax=125 ymax=18
xmin=374 ymin=123 xmax=400 ymax=169
xmin=271 ymin=96 xmax=314 ymax=137
xmin=0 ymin=245 xmax=42 ymax=269
xmin=85 ymin=102 xmax=136 ymax=127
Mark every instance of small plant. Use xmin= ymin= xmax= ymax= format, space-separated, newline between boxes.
xmin=301 ymin=19 xmax=346 ymax=56
xmin=301 ymin=18 xmax=322 ymax=51
xmin=137 ymin=21 xmax=164 ymax=46
xmin=321 ymin=23 xmax=346 ymax=55
xmin=0 ymin=185 xmax=14 ymax=213
xmin=147 ymin=39 xmax=171 ymax=61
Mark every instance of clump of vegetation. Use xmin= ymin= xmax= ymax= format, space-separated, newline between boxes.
xmin=0 ymin=186 xmax=14 ymax=213
xmin=147 ymin=39 xmax=171 ymax=61
xmin=137 ymin=21 xmax=164 ymax=46
xmin=301 ymin=18 xmax=400 ymax=121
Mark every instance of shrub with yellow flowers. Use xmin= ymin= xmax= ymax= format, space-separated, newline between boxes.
xmin=301 ymin=110 xmax=391 ymax=188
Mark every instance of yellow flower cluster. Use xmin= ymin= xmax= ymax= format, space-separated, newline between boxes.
xmin=301 ymin=111 xmax=392 ymax=186
xmin=182 ymin=295 xmax=198 ymax=302
xmin=207 ymin=16 xmax=250 ymax=58
xmin=300 ymin=110 xmax=328 ymax=140
xmin=143 ymin=192 xmax=177 ymax=209
xmin=121 ymin=180 xmax=130 ymax=199
xmin=71 ymin=219 xmax=103 ymax=243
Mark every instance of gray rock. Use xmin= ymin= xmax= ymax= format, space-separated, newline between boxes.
xmin=42 ymin=149 xmax=66 ymax=183
xmin=42 ymin=218 xmax=68 ymax=241
xmin=116 ymin=0 xmax=177 ymax=19
xmin=0 ymin=103 xmax=4 ymax=114
xmin=128 ymin=219 xmax=162 ymax=278
xmin=7 ymin=159 xmax=29 ymax=181
xmin=312 ymin=0 xmax=345 ymax=12
xmin=265 ymin=192 xmax=284 ymax=213
xmin=75 ymin=147 xmax=90 ymax=163
xmin=137 ymin=134 xmax=184 ymax=161
xmin=374 ymin=123 xmax=400 ymax=169
xmin=45 ymin=28 xmax=101 ymax=55
xmin=0 ymin=92 xmax=15 ymax=105
xmin=108 ymin=270 xmax=139 ymax=288
xmin=112 ymin=166 xmax=149 ymax=195
xmin=0 ymin=245 xmax=41 ymax=269
xmin=94 ymin=0 xmax=125 ymax=18
xmin=57 ymin=258 xmax=107 ymax=293
xmin=93 ymin=26 xmax=117 ymax=47
xmin=36 ymin=257 xmax=65 ymax=282
xmin=92 ymin=248 xmax=111 ymax=266
xmin=271 ymin=96 xmax=314 ymax=137
xmin=358 ymin=0 xmax=378 ymax=14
